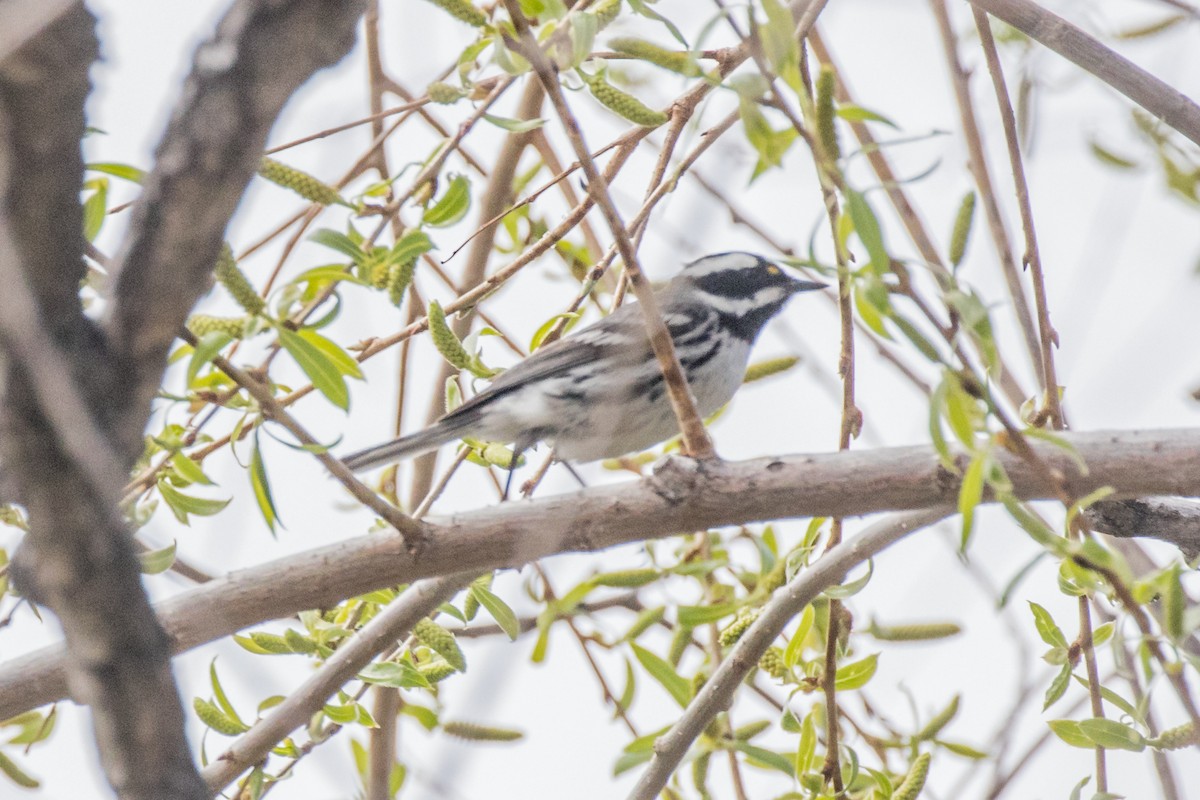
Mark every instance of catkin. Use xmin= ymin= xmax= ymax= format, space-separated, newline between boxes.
xmin=463 ymin=573 xmax=492 ymax=621
xmin=193 ymin=698 xmax=248 ymax=736
xmin=608 ymin=37 xmax=700 ymax=77
xmin=594 ymin=568 xmax=659 ymax=588
xmin=413 ymin=617 xmax=466 ymax=672
xmin=214 ymin=244 xmax=265 ymax=315
xmin=427 ymin=81 xmax=466 ymax=104
xmin=422 ymin=0 xmax=488 ymax=27
xmin=592 ymin=0 xmax=622 ymax=28
xmin=258 ymin=158 xmax=344 ymax=206
xmin=418 ymin=661 xmax=458 ymax=684
xmin=893 ymin=753 xmax=931 ymax=800
xmin=758 ymin=647 xmax=788 ymax=679
xmin=667 ymin=624 xmax=691 ymax=666
xmin=387 ymin=258 xmax=416 ymax=306
xmin=719 ymin=609 xmax=760 ymax=646
xmin=815 ymin=66 xmax=840 ymax=163
xmin=443 ymin=721 xmax=523 ymax=741
xmin=186 ymin=314 xmax=251 ymax=339
xmin=949 ymin=192 xmax=976 ymax=267
xmin=583 ymin=72 xmax=668 ymax=127
xmin=755 ymin=555 xmax=791 ymax=596
xmin=915 ymin=695 xmax=960 ymax=741
xmin=427 ymin=300 xmax=474 ymax=371
xmin=869 ymin=621 xmax=962 ymax=642
xmin=623 ymin=606 xmax=665 ymax=641
xmin=1151 ymin=722 xmax=1198 ymax=750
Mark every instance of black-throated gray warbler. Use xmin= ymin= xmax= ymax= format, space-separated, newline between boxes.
xmin=343 ymin=252 xmax=823 ymax=471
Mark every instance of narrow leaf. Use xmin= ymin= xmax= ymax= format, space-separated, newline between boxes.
xmin=250 ymin=440 xmax=283 ymax=535
xmin=631 ymin=642 xmax=691 ymax=707
xmin=278 ymin=325 xmax=349 ymax=410
xmin=471 ymin=584 xmax=520 ymax=640
xmin=138 ymin=541 xmax=177 ymax=575
xmin=834 ymin=653 xmax=879 ymax=691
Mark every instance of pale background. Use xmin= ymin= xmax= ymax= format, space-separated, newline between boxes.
xmin=3 ymin=0 xmax=1200 ymax=797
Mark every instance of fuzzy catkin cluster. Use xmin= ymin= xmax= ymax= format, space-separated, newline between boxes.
xmin=442 ymin=721 xmax=522 ymax=741
xmin=583 ymin=72 xmax=668 ymax=128
xmin=186 ymin=314 xmax=251 ymax=339
xmin=258 ymin=157 xmax=343 ymax=206
xmin=758 ymin=647 xmax=788 ymax=679
xmin=718 ymin=609 xmax=761 ymax=646
xmin=214 ymin=244 xmax=265 ymax=315
xmin=413 ymin=617 xmax=466 ymax=672
xmin=422 ymin=0 xmax=487 ymax=27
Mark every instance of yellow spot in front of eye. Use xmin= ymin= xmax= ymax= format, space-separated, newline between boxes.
xmin=766 ymin=264 xmax=782 ymax=275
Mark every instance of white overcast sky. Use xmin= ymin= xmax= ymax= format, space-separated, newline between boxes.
xmin=3 ymin=0 xmax=1200 ymax=797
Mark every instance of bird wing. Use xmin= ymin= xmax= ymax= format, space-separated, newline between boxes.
xmin=444 ymin=302 xmax=646 ymax=420
xmin=442 ymin=297 xmax=711 ymax=422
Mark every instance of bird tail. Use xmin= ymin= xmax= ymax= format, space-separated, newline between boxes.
xmin=342 ymin=412 xmax=479 ymax=472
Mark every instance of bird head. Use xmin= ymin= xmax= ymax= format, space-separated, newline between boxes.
xmin=675 ymin=252 xmax=825 ymax=340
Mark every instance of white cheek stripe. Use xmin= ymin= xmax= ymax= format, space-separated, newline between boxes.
xmin=702 ymin=286 xmax=789 ymax=316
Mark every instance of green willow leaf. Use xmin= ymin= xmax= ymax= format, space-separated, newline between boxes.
xmin=250 ymin=439 xmax=282 ymax=535
xmin=423 ymin=174 xmax=472 ymax=227
xmin=470 ymin=584 xmax=520 ymax=640
xmin=834 ymin=653 xmax=879 ymax=690
xmin=631 ymin=642 xmax=691 ymax=707
xmin=278 ymin=326 xmax=349 ymax=410
xmin=157 ymin=480 xmax=231 ymax=525
xmin=138 ymin=541 xmax=177 ymax=575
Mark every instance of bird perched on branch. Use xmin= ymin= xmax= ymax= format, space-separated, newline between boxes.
xmin=344 ymin=252 xmax=823 ymax=472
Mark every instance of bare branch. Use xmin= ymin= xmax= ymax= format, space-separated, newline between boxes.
xmin=968 ymin=0 xmax=1200 ymax=147
xmin=1089 ymin=497 xmax=1200 ymax=562
xmin=2 ymin=427 xmax=1199 ymax=721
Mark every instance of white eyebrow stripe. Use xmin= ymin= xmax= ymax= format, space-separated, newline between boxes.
xmin=684 ymin=252 xmax=764 ymax=277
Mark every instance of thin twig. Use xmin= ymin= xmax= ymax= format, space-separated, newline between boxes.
xmin=201 ymin=572 xmax=475 ymax=792
xmin=626 ymin=509 xmax=954 ymax=800
xmin=181 ymin=330 xmax=426 ymax=544
xmin=968 ymin=0 xmax=1200 ymax=147
xmin=503 ymin=0 xmax=716 ymax=459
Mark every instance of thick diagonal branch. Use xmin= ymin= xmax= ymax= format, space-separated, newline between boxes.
xmin=968 ymin=0 xmax=1200 ymax=147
